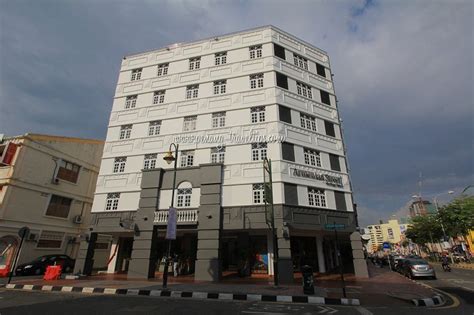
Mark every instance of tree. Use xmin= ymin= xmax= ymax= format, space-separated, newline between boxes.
xmin=405 ymin=214 xmax=444 ymax=246
xmin=438 ymin=195 xmax=474 ymax=238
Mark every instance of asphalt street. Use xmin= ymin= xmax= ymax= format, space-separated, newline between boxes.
xmin=0 ymin=265 xmax=472 ymax=315
xmin=0 ymin=288 xmax=470 ymax=315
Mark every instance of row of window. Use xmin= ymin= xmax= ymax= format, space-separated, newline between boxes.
xmin=130 ymin=43 xmax=327 ymax=84
xmin=125 ymin=73 xmax=264 ymax=109
xmin=276 ymin=72 xmax=331 ymax=105
xmin=273 ymin=43 xmax=327 ymax=78
xmin=104 ymin=185 xmax=327 ymax=211
xmin=130 ymin=45 xmax=263 ymax=81
xmin=111 ymin=141 xmax=338 ymax=174
xmin=118 ymin=107 xmax=266 ymax=140
xmin=117 ymin=107 xmax=335 ymax=141
xmin=124 ymin=72 xmax=330 ymax=109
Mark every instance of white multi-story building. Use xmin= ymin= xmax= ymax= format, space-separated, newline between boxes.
xmin=75 ymin=26 xmax=366 ymax=282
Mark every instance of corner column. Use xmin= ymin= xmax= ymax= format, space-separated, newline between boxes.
xmin=316 ymin=235 xmax=326 ymax=273
xmin=350 ymin=231 xmax=369 ymax=278
xmin=195 ymin=164 xmax=222 ymax=281
xmin=128 ymin=169 xmax=162 ymax=279
xmin=73 ymin=232 xmax=97 ymax=275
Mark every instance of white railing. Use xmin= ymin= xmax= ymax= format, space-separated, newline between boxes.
xmin=154 ymin=209 xmax=198 ymax=224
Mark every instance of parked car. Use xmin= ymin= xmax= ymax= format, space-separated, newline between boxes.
xmin=389 ymin=255 xmax=404 ymax=271
xmin=395 ymin=258 xmax=407 ymax=273
xmin=400 ymin=259 xmax=436 ymax=279
xmin=15 ymin=255 xmax=75 ymax=276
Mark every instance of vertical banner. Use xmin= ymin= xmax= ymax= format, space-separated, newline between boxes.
xmin=166 ymin=207 xmax=177 ymax=240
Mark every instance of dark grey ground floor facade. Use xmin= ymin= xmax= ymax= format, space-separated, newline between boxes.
xmin=74 ymin=164 xmax=368 ymax=282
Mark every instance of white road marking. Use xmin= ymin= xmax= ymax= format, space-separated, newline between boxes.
xmin=355 ymin=306 xmax=373 ymax=315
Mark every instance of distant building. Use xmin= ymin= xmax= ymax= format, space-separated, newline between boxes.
xmin=365 ymin=219 xmax=409 ymax=253
xmin=409 ymin=199 xmax=437 ymax=217
xmin=0 ymin=134 xmax=103 ymax=274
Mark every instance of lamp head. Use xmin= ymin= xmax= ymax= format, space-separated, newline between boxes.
xmin=163 ymin=151 xmax=176 ymax=164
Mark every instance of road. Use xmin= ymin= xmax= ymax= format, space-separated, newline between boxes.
xmin=0 ymin=288 xmax=471 ymax=315
xmin=417 ymin=264 xmax=474 ymax=312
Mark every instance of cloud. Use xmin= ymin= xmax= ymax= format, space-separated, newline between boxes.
xmin=0 ymin=0 xmax=472 ymax=226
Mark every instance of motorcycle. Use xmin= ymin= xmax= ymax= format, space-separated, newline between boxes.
xmin=442 ymin=263 xmax=451 ymax=272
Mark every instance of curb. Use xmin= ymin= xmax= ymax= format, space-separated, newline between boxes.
xmin=1 ymin=284 xmax=360 ymax=306
xmin=411 ymin=295 xmax=444 ymax=307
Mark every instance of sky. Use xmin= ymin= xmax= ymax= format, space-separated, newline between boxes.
xmin=0 ymin=0 xmax=472 ymax=227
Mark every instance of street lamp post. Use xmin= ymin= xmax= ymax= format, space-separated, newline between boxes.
xmin=162 ymin=143 xmax=179 ymax=290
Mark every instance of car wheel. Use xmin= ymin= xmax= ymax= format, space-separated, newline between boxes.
xmin=432 ymin=276 xmax=437 ymax=280
xmin=35 ymin=268 xmax=42 ymax=275
xmin=409 ymin=272 xmax=414 ymax=279
xmin=65 ymin=266 xmax=72 ymax=273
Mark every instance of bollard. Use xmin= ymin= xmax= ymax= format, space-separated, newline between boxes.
xmin=301 ymin=265 xmax=315 ymax=295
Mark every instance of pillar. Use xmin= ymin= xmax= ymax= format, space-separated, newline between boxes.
xmin=276 ymin=223 xmax=293 ymax=284
xmin=73 ymin=232 xmax=97 ymax=275
xmin=267 ymin=230 xmax=274 ymax=276
xmin=195 ymin=164 xmax=223 ymax=281
xmin=350 ymin=231 xmax=369 ymax=278
xmin=316 ymin=236 xmax=326 ymax=273
xmin=128 ymin=224 xmax=158 ymax=279
xmin=107 ymin=238 xmax=119 ymax=274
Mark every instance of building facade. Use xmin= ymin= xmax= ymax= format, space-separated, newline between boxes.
xmin=75 ymin=26 xmax=366 ymax=282
xmin=366 ymin=219 xmax=409 ymax=253
xmin=0 ymin=134 xmax=104 ymax=275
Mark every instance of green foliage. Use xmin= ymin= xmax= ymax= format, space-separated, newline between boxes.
xmin=438 ymin=195 xmax=474 ymax=237
xmin=405 ymin=214 xmax=444 ymax=245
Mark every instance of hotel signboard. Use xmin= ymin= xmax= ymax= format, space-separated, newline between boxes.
xmin=290 ymin=168 xmax=343 ymax=188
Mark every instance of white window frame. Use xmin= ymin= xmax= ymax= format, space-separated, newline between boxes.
xmin=186 ymin=85 xmax=199 ymax=99
xmin=189 ymin=57 xmax=201 ymax=70
xmin=148 ymin=120 xmax=161 ymax=136
xmin=251 ymin=106 xmax=265 ymax=123
xmin=153 ymin=90 xmax=165 ymax=104
xmin=212 ymin=112 xmax=226 ymax=128
xmin=296 ymin=82 xmax=312 ymax=99
xmin=105 ymin=193 xmax=120 ymax=211
xmin=180 ymin=150 xmax=194 ymax=167
xmin=183 ymin=116 xmax=197 ymax=131
xmin=125 ymin=95 xmax=137 ymax=109
xmin=300 ymin=114 xmax=317 ymax=132
xmin=157 ymin=63 xmax=169 ymax=76
xmin=177 ymin=188 xmax=192 ymax=208
xmin=308 ymin=188 xmax=326 ymax=207
xmin=304 ymin=149 xmax=322 ymax=167
xmin=211 ymin=146 xmax=225 ymax=163
xmin=119 ymin=125 xmax=132 ymax=139
xmin=213 ymin=80 xmax=227 ymax=95
xmin=131 ymin=68 xmax=142 ymax=81
xmin=252 ymin=183 xmax=265 ymax=204
xmin=215 ymin=52 xmax=227 ymax=65
xmin=113 ymin=157 xmax=127 ymax=173
xmin=249 ymin=45 xmax=262 ymax=59
xmin=250 ymin=73 xmax=264 ymax=89
xmin=251 ymin=142 xmax=267 ymax=161
xmin=293 ymin=54 xmax=308 ymax=70
xmin=144 ymin=153 xmax=158 ymax=170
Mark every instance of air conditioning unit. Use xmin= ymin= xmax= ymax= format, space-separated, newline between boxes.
xmin=73 ymin=215 xmax=83 ymax=224
xmin=28 ymin=233 xmax=38 ymax=242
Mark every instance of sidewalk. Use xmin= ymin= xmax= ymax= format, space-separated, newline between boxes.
xmin=1 ymin=262 xmax=437 ymax=306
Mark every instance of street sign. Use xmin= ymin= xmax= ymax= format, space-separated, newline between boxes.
xmin=166 ymin=208 xmax=177 ymax=240
xmin=382 ymin=242 xmax=390 ymax=249
xmin=324 ymin=223 xmax=346 ymax=230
